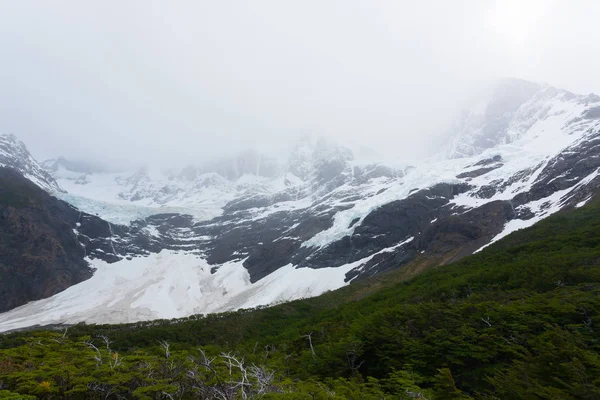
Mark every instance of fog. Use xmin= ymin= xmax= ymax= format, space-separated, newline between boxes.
xmin=0 ymin=1 xmax=599 ymax=168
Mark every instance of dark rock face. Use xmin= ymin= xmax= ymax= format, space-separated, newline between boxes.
xmin=519 ymin=135 xmax=600 ymax=205
xmin=0 ymin=168 xmax=167 ymax=311
xmin=341 ymin=199 xmax=515 ymax=281
xmin=0 ymin=168 xmax=91 ymax=312
xmin=418 ymin=200 xmax=516 ymax=261
xmin=584 ymin=106 xmax=600 ymax=119
xmin=456 ymin=165 xmax=503 ymax=179
xmin=472 ymin=155 xmax=503 ymax=167
xmin=344 ymin=184 xmax=471 ymax=259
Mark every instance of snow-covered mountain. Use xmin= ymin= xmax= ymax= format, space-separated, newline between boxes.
xmin=0 ymin=134 xmax=63 ymax=193
xmin=446 ymin=78 xmax=542 ymax=158
xmin=41 ymin=136 xmax=404 ymax=225
xmin=1 ymin=78 xmax=600 ymax=332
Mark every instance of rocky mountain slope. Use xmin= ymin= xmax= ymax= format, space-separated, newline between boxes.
xmin=0 ymin=78 xmax=599 ymax=331
xmin=0 ymin=167 xmax=92 ymax=312
xmin=0 ymin=134 xmax=63 ymax=193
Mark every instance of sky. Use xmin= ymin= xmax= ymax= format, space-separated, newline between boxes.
xmin=0 ymin=0 xmax=599 ymax=168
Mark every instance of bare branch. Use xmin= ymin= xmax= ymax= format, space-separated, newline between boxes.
xmin=302 ymin=332 xmax=317 ymax=361
xmin=83 ymin=340 xmax=103 ymax=366
xmin=159 ymin=340 xmax=171 ymax=359
xmin=406 ymin=388 xmax=429 ymax=399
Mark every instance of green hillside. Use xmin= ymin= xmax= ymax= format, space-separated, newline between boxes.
xmin=1 ymin=199 xmax=600 ymax=399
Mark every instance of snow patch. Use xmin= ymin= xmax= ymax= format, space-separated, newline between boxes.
xmin=0 ymin=250 xmax=353 ymax=332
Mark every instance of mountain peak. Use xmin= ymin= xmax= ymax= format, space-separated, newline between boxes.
xmin=445 ymin=78 xmax=542 ymax=159
xmin=444 ymin=78 xmax=600 ymax=159
xmin=0 ymin=134 xmax=63 ymax=193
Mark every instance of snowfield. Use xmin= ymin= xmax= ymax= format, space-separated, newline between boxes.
xmin=0 ymin=251 xmax=355 ymax=332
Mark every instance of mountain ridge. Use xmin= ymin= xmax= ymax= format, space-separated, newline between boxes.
xmin=1 ymin=78 xmax=600 ymax=330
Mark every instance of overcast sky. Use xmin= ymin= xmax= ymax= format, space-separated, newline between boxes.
xmin=0 ymin=0 xmax=599 ymax=167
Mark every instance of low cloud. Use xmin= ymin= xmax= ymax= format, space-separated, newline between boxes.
xmin=0 ymin=0 xmax=598 ymax=167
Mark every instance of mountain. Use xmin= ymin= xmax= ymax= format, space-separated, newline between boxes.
xmin=0 ymin=167 xmax=92 ymax=312
xmin=2 ymin=190 xmax=600 ymax=399
xmin=445 ymin=78 xmax=543 ymax=158
xmin=0 ymin=78 xmax=599 ymax=331
xmin=0 ymin=167 xmax=166 ymax=314
xmin=0 ymin=134 xmax=63 ymax=193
